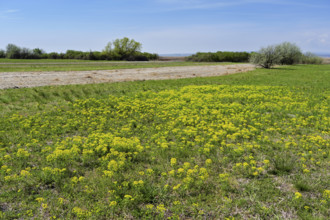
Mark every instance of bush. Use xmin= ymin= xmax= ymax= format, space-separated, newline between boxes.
xmin=276 ymin=42 xmax=302 ymax=65
xmin=301 ymin=52 xmax=323 ymax=64
xmin=250 ymin=42 xmax=322 ymax=68
xmin=249 ymin=45 xmax=281 ymax=69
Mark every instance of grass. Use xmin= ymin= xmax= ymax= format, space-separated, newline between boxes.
xmin=1 ymin=64 xmax=329 ymax=115
xmin=0 ymin=64 xmax=329 ymax=219
xmin=0 ymin=58 xmax=113 ymax=63
xmin=0 ymin=58 xmax=232 ymax=72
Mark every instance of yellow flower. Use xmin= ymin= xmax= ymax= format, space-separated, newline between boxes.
xmin=16 ymin=149 xmax=30 ymax=158
xmin=109 ymin=201 xmax=117 ymax=207
xmin=156 ymin=204 xmax=166 ymax=213
xmin=294 ymin=192 xmax=302 ymax=199
xmin=183 ymin=162 xmax=191 ymax=169
xmin=169 ymin=170 xmax=175 ymax=176
xmin=177 ymin=168 xmax=185 ymax=174
xmin=170 ymin=158 xmax=177 ymax=166
xmin=35 ymin=197 xmax=44 ymax=203
xmin=108 ymin=160 xmax=118 ymax=171
xmin=173 ymin=184 xmax=181 ymax=190
xmin=323 ymin=189 xmax=330 ymax=199
xmin=205 ymin=159 xmax=212 ymax=166
xmin=303 ymin=169 xmax=310 ymax=173
xmin=57 ymin=198 xmax=64 ymax=205
xmin=124 ymin=195 xmax=133 ymax=200
xmin=20 ymin=170 xmax=31 ymax=177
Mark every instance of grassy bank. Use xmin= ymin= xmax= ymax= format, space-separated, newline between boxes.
xmin=0 ymin=65 xmax=329 ymax=219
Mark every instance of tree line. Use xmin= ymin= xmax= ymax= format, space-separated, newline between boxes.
xmin=185 ymin=42 xmax=323 ymax=68
xmin=185 ymin=51 xmax=250 ymax=62
xmin=0 ymin=37 xmax=159 ymax=61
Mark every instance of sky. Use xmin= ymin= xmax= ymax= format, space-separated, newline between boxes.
xmin=1 ymin=0 xmax=330 ymax=54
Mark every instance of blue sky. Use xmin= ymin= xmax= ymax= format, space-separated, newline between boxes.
xmin=1 ymin=0 xmax=330 ymax=54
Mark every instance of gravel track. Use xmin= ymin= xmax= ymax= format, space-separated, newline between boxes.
xmin=0 ymin=64 xmax=254 ymax=89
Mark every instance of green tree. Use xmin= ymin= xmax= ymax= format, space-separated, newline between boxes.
xmin=33 ymin=48 xmax=45 ymax=56
xmin=104 ymin=37 xmax=142 ymax=60
xmin=6 ymin=44 xmax=21 ymax=59
xmin=0 ymin=49 xmax=5 ymax=58
xmin=103 ymin=42 xmax=112 ymax=54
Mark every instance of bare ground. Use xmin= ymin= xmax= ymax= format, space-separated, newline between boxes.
xmin=0 ymin=64 xmax=254 ymax=89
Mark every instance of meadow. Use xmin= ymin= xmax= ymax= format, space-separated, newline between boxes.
xmin=0 ymin=64 xmax=329 ymax=219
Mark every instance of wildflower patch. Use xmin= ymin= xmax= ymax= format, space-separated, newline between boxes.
xmin=0 ymin=84 xmax=329 ymax=219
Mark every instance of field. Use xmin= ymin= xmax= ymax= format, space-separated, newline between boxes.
xmin=0 ymin=64 xmax=329 ymax=219
xmin=0 ymin=59 xmax=231 ymax=72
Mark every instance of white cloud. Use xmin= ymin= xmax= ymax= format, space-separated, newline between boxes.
xmin=5 ymin=9 xmax=20 ymax=13
xmin=0 ymin=9 xmax=20 ymax=20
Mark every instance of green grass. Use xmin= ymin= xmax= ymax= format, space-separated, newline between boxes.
xmin=0 ymin=58 xmax=111 ymax=63
xmin=1 ymin=64 xmax=329 ymax=115
xmin=0 ymin=64 xmax=329 ymax=219
xmin=0 ymin=58 xmax=232 ymax=72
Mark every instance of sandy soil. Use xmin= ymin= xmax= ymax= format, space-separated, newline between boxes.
xmin=0 ymin=64 xmax=255 ymax=89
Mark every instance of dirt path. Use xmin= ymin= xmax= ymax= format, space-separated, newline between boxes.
xmin=0 ymin=64 xmax=254 ymax=89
